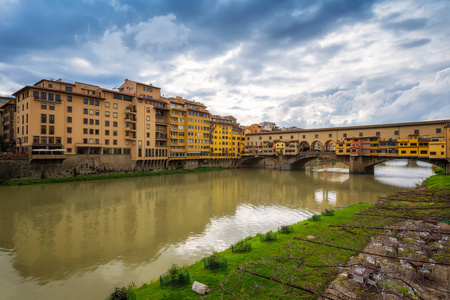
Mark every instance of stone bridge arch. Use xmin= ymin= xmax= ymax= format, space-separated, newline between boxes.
xmin=324 ymin=140 xmax=336 ymax=152
xmin=299 ymin=141 xmax=310 ymax=152
xmin=311 ymin=140 xmax=323 ymax=151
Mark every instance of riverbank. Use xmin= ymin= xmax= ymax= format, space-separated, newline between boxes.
xmin=0 ymin=166 xmax=228 ymax=186
xmin=120 ymin=203 xmax=373 ymax=299
xmin=119 ymin=174 xmax=450 ymax=299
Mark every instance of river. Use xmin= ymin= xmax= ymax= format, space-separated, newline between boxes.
xmin=0 ymin=159 xmax=434 ymax=299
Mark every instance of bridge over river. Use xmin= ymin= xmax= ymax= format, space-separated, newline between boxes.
xmin=241 ymin=119 xmax=450 ymax=173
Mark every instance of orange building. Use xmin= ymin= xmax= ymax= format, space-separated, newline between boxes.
xmin=13 ymin=79 xmax=169 ymax=161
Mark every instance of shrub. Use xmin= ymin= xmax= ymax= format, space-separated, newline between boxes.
xmin=435 ymin=166 xmax=445 ymax=174
xmin=107 ymin=283 xmax=136 ymax=300
xmin=308 ymin=214 xmax=321 ymax=221
xmin=231 ymin=240 xmax=252 ymax=253
xmin=204 ymin=252 xmax=227 ymax=270
xmin=160 ymin=264 xmax=190 ymax=286
xmin=259 ymin=230 xmax=277 ymax=242
xmin=321 ymin=209 xmax=335 ymax=216
xmin=278 ymin=225 xmax=294 ymax=234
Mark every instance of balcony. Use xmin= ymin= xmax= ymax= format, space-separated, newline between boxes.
xmin=125 ymin=116 xmax=137 ymax=123
xmin=125 ymin=107 xmax=137 ymax=114
xmin=156 ymin=118 xmax=168 ymax=124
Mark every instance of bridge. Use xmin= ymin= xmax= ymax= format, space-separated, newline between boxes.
xmin=240 ymin=119 xmax=450 ymax=173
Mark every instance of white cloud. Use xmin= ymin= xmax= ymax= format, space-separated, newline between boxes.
xmin=109 ymin=0 xmax=129 ymax=12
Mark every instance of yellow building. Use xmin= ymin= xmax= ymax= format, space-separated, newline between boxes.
xmin=168 ymin=96 xmax=210 ymax=160
xmin=429 ymin=138 xmax=446 ymax=159
xmin=398 ymin=135 xmax=419 ymax=157
xmin=275 ymin=141 xmax=286 ymax=155
xmin=0 ymin=97 xmax=15 ymax=152
xmin=211 ymin=115 xmax=241 ymax=158
xmin=13 ymin=79 xmax=169 ymax=161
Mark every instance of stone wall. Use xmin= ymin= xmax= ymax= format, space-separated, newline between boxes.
xmin=0 ymin=156 xmax=239 ymax=182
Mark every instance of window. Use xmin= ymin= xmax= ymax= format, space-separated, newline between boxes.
xmin=113 ymin=140 xmax=118 ymax=145
xmin=436 ymin=128 xmax=441 ymax=133
xmin=105 ymin=111 xmax=110 ymax=117
xmin=41 ymin=114 xmax=47 ymax=123
xmin=67 ymin=96 xmax=72 ymax=102
xmin=95 ymin=120 xmax=99 ymax=125
xmin=105 ymin=139 xmax=110 ymax=145
xmin=113 ymin=112 xmax=118 ymax=118
xmin=394 ymin=130 xmax=399 ymax=135
xmin=105 ymin=102 xmax=110 ymax=108
xmin=83 ymin=128 xmax=88 ymax=134
xmin=67 ymin=106 xmax=72 ymax=112
xmin=113 ymin=130 xmax=118 ymax=136
xmin=49 ymin=126 xmax=54 ymax=135
xmin=33 ymin=91 xmax=39 ymax=98
xmin=49 ymin=115 xmax=55 ymax=124
xmin=83 ymin=108 xmax=88 ymax=114
xmin=48 ymin=104 xmax=54 ymax=110
xmin=48 ymin=93 xmax=54 ymax=101
xmin=48 ymin=83 xmax=53 ymax=88
xmin=95 ymin=110 xmax=99 ymax=116
xmin=65 ymin=86 xmax=73 ymax=92
xmin=41 ymin=137 xmax=47 ymax=144
xmin=113 ymin=122 xmax=118 ymax=127
xmin=105 ymin=121 xmax=110 ymax=126
xmin=89 ymin=129 xmax=94 ymax=134
xmin=55 ymin=94 xmax=60 ymax=102
xmin=67 ymin=117 xmax=72 ymax=123
xmin=113 ymin=103 xmax=118 ymax=109
xmin=329 ymin=134 xmax=332 ymax=138
xmin=41 ymin=125 xmax=46 ymax=134
xmin=414 ymin=129 xmax=419 ymax=135
xmin=41 ymin=103 xmax=47 ymax=109
xmin=315 ymin=134 xmax=319 ymax=138
xmin=89 ymin=109 xmax=94 ymax=115
xmin=105 ymin=130 xmax=110 ymax=136
xmin=83 ymin=139 xmax=88 ymax=144
xmin=89 ymin=99 xmax=94 ymax=105
xmin=67 ymin=127 xmax=72 ymax=133
xmin=95 ymin=100 xmax=99 ymax=106
xmin=67 ymin=137 xmax=72 ymax=144
xmin=89 ymin=119 xmax=94 ymax=125
xmin=359 ymin=132 xmax=363 ymax=137
xmin=376 ymin=131 xmax=380 ymax=136
xmin=40 ymin=92 xmax=46 ymax=100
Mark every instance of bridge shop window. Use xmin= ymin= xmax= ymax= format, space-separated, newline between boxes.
xmin=329 ymin=134 xmax=332 ymax=138
xmin=315 ymin=134 xmax=318 ymax=138
xmin=359 ymin=132 xmax=363 ymax=137
xmin=269 ymin=136 xmax=272 ymax=140
xmin=376 ymin=132 xmax=380 ymax=136
xmin=394 ymin=130 xmax=399 ymax=135
xmin=291 ymin=135 xmax=294 ymax=139
xmin=414 ymin=129 xmax=419 ymax=134
xmin=280 ymin=136 xmax=282 ymax=139
xmin=303 ymin=135 xmax=306 ymax=138
xmin=343 ymin=133 xmax=347 ymax=138
xmin=436 ymin=128 xmax=441 ymax=133
xmin=259 ymin=137 xmax=261 ymax=140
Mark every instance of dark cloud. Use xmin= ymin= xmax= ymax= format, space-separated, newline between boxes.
xmin=398 ymin=38 xmax=431 ymax=49
xmin=382 ymin=18 xmax=428 ymax=31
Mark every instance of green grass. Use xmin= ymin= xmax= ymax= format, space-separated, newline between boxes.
xmin=132 ymin=203 xmax=372 ymax=299
xmin=423 ymin=173 xmax=450 ymax=189
xmin=1 ymin=167 xmax=227 ymax=186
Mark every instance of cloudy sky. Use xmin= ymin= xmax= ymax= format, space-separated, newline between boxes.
xmin=0 ymin=0 xmax=449 ymax=128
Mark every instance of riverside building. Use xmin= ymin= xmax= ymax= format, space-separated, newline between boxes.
xmin=12 ymin=79 xmax=169 ymax=162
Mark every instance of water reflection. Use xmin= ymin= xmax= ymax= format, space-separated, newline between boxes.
xmin=0 ymin=161 xmax=433 ymax=300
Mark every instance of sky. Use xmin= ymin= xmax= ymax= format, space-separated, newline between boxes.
xmin=0 ymin=0 xmax=449 ymax=129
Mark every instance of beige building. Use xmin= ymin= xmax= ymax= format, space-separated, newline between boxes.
xmin=13 ymin=79 xmax=169 ymax=161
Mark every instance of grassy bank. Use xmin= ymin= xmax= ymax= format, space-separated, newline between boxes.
xmin=129 ymin=203 xmax=372 ymax=299
xmin=423 ymin=173 xmax=450 ymax=189
xmin=1 ymin=167 xmax=228 ymax=186
xmin=125 ymin=174 xmax=450 ymax=299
